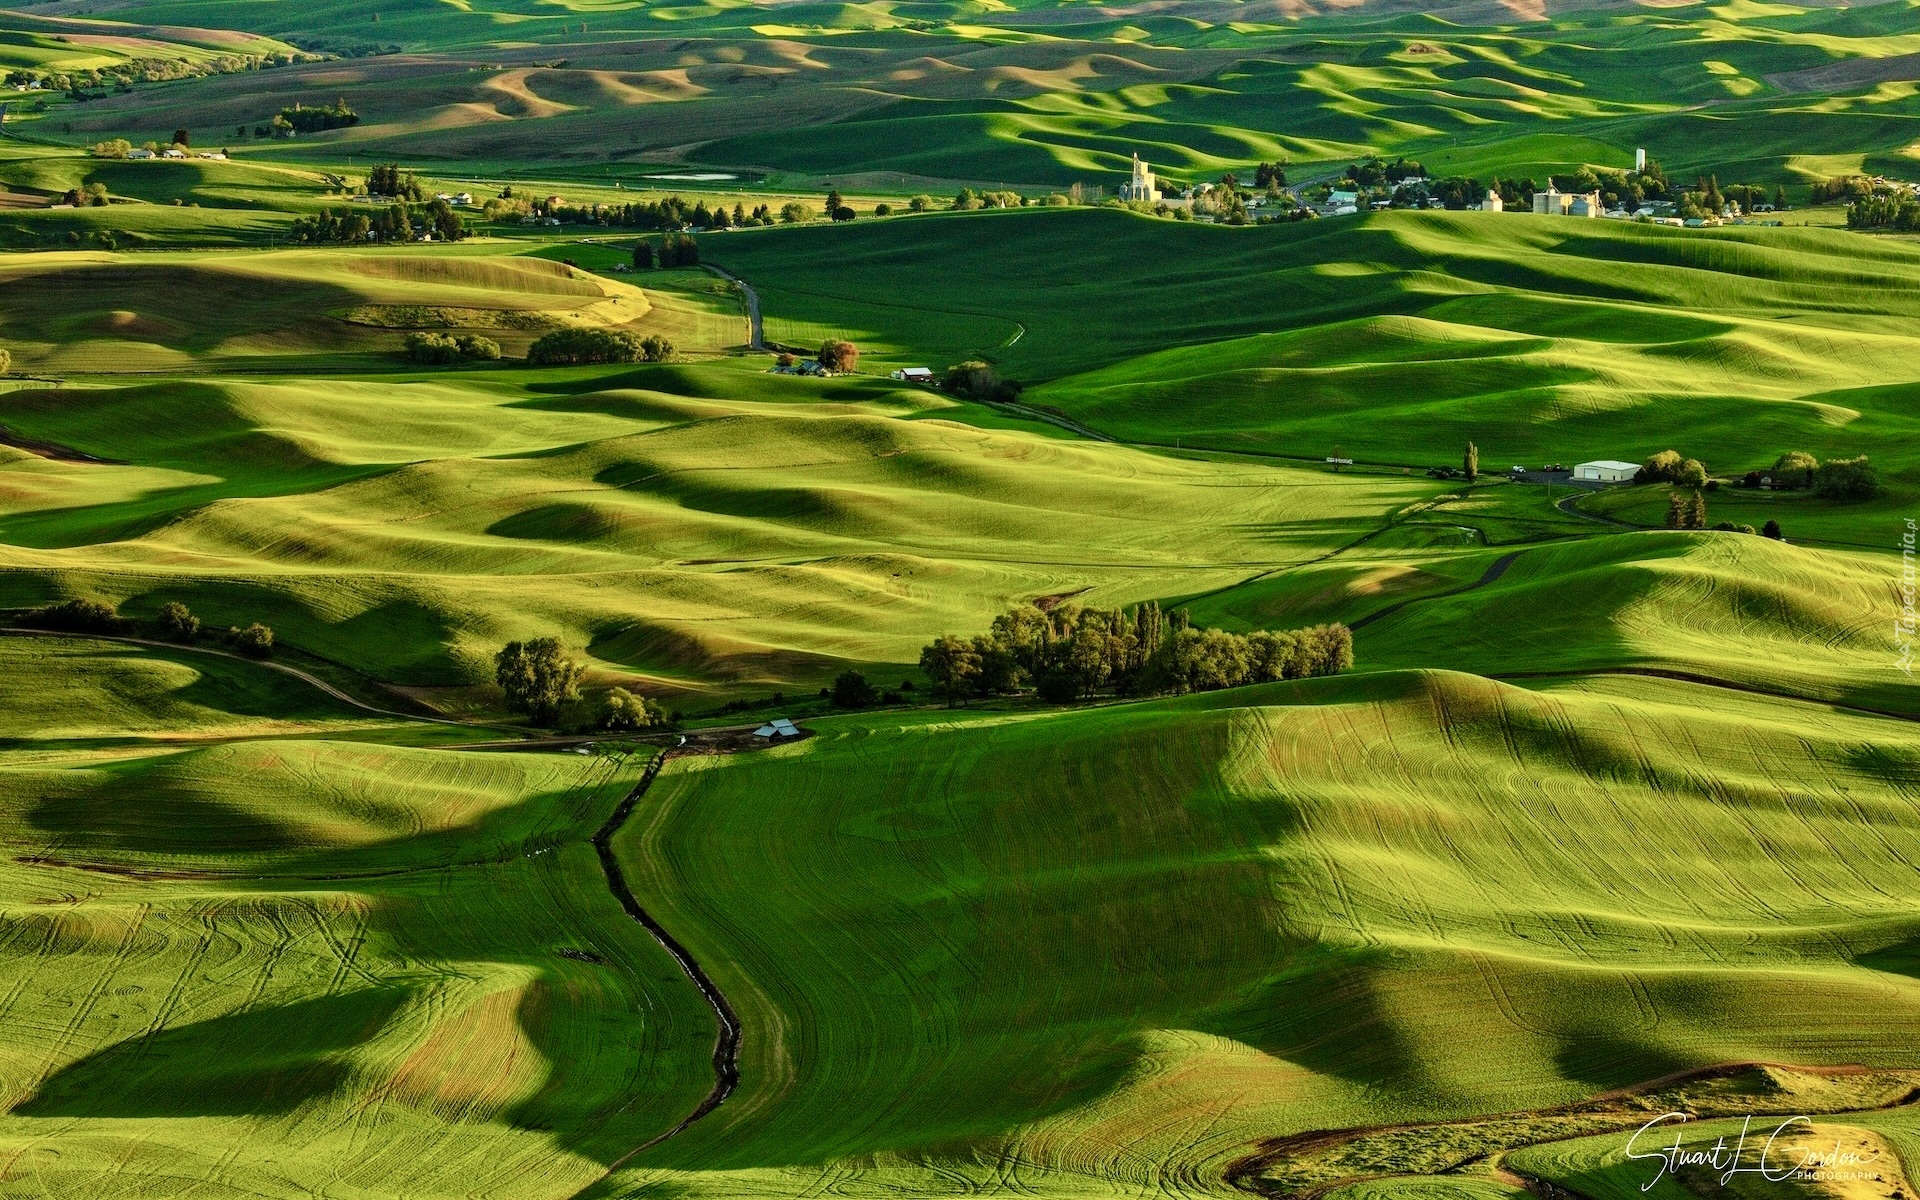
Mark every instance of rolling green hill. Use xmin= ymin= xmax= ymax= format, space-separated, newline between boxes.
xmin=0 ymin=6 xmax=1914 ymax=1191
xmin=592 ymin=669 xmax=1920 ymax=1195
xmin=716 ymin=207 xmax=1912 ymax=543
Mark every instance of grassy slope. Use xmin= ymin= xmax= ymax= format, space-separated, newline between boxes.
xmin=605 ymin=670 xmax=1920 ymax=1195
xmin=717 ymin=207 xmax=1916 ymax=543
xmin=0 ymin=726 xmax=723 ymax=1199
xmin=0 ymin=354 xmax=1433 ymax=694
xmin=0 ymin=633 xmax=386 ymax=742
xmin=0 ymin=242 xmax=684 ymax=370
xmin=23 ymin=0 xmax=1920 ymax=189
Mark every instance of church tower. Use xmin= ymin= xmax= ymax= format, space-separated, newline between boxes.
xmin=1122 ymin=152 xmax=1160 ymax=203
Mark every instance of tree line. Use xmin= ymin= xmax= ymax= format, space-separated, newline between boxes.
xmin=918 ymin=601 xmax=1353 ymax=705
xmin=275 ymin=100 xmax=358 ymax=134
xmin=290 ymin=199 xmax=465 ymax=245
xmin=527 ymin=328 xmax=672 ymax=365
xmin=486 ymin=193 xmax=778 ymax=231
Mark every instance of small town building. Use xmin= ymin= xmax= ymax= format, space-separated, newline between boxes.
xmin=126 ymin=149 xmax=155 ymax=160
xmin=161 ymin=148 xmax=185 ymax=159
xmin=1573 ymin=460 xmax=1639 ymax=483
xmin=1569 ymin=194 xmax=1601 ymax=218
xmin=1480 ymin=191 xmax=1504 ymax=212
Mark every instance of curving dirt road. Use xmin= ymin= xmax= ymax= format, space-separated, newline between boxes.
xmin=703 ymin=264 xmax=764 ymax=351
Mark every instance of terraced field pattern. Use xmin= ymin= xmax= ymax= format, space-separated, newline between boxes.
xmin=0 ymin=0 xmax=1913 ymax=1196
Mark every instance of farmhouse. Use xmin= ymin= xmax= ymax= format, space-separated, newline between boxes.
xmin=754 ymin=718 xmax=801 ymax=739
xmin=891 ymin=367 xmax=933 ymax=382
xmin=126 ymin=148 xmax=155 ymax=160
xmin=1573 ymin=460 xmax=1639 ymax=483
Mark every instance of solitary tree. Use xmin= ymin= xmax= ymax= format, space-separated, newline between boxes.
xmin=495 ymin=637 xmax=585 ymax=724
xmin=831 ymin=670 xmax=879 ymax=708
xmin=1463 ymin=441 xmax=1479 ymax=482
xmin=1763 ymin=519 xmax=1783 ymax=540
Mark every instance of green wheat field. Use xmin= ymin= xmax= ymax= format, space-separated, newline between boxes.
xmin=0 ymin=0 xmax=1910 ymax=1195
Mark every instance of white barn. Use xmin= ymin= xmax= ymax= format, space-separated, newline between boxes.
xmin=1574 ymin=460 xmax=1639 ymax=483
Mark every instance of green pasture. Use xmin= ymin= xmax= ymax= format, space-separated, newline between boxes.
xmin=598 ymin=672 xmax=1920 ymax=1194
xmin=0 ymin=352 xmax=1435 ymax=697
xmin=0 ymin=732 xmax=727 ymax=1199
xmin=19 ymin=0 xmax=1920 ymax=191
xmin=718 ymin=208 xmax=1913 ymax=536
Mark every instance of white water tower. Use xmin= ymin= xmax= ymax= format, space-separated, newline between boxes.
xmin=1635 ymin=147 xmax=1646 ymax=172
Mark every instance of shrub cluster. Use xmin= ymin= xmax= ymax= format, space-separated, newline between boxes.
xmin=918 ymin=601 xmax=1352 ymax=706
xmin=405 ymin=331 xmax=500 ymax=365
xmin=1738 ymin=451 xmax=1877 ymax=501
xmin=601 ymin=686 xmax=672 ymax=731
xmin=1637 ymin=450 xmax=1708 ymax=487
xmin=527 ymin=329 xmax=671 ymax=365
xmin=21 ymin=597 xmax=273 ymax=655
xmin=942 ymin=360 xmax=1022 ymax=403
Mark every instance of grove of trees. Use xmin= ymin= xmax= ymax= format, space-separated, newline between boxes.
xmin=405 ymin=332 xmax=500 ymax=365
xmin=918 ymin=601 xmax=1353 ymax=706
xmin=276 ymin=100 xmax=359 ymax=134
xmin=365 ymin=164 xmax=424 ymax=200
xmin=817 ymin=339 xmax=859 ymax=372
xmin=526 ymin=329 xmax=671 ymax=365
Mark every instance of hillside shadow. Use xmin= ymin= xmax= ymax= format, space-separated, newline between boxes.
xmin=17 ymin=988 xmax=410 ymax=1117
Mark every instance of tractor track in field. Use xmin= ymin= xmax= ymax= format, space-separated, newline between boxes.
xmin=580 ymin=742 xmax=744 ymax=1183
xmin=1492 ymin=666 xmax=1920 ymax=723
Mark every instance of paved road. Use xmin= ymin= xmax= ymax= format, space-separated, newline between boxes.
xmin=703 ymin=264 xmax=764 ymax=351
